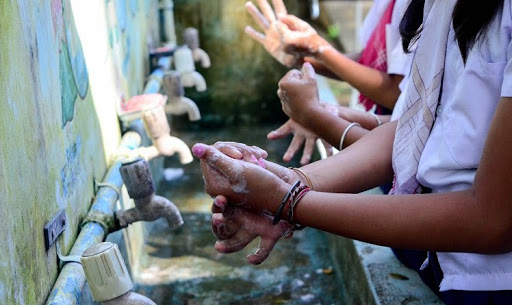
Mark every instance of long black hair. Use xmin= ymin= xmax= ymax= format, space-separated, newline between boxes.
xmin=400 ymin=0 xmax=504 ymax=63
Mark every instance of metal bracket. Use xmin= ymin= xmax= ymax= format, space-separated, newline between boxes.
xmin=44 ymin=209 xmax=67 ymax=251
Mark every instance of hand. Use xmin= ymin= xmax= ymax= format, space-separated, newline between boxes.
xmin=277 ymin=62 xmax=322 ymax=124
xmin=193 ymin=143 xmax=289 ymax=213
xmin=277 ymin=14 xmax=331 ymax=58
xmin=213 ymin=141 xmax=267 ymax=166
xmin=211 ymin=195 xmax=292 ymax=265
xmin=244 ymin=0 xmax=300 ymax=67
xmin=268 ymin=119 xmax=332 ymax=165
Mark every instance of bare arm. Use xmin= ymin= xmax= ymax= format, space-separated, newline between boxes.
xmin=290 ymin=98 xmax=512 ymax=254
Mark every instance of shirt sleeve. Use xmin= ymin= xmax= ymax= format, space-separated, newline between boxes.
xmin=386 ymin=0 xmax=414 ymax=77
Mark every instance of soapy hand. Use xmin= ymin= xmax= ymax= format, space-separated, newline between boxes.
xmin=277 ymin=62 xmax=322 ymax=124
xmin=193 ymin=143 xmax=289 ymax=213
xmin=213 ymin=141 xmax=268 ymax=167
xmin=278 ymin=14 xmax=331 ymax=57
xmin=211 ymin=195 xmax=293 ymax=265
xmin=244 ymin=0 xmax=300 ymax=67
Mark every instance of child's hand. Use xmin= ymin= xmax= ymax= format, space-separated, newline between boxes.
xmin=245 ymin=0 xmax=299 ymax=67
xmin=211 ymin=195 xmax=292 ymax=265
xmin=193 ymin=143 xmax=289 ymax=213
xmin=268 ymin=119 xmax=331 ymax=165
xmin=278 ymin=14 xmax=331 ymax=57
xmin=213 ymin=141 xmax=267 ymax=166
xmin=278 ymin=62 xmax=322 ymax=124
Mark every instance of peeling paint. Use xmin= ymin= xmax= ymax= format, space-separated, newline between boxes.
xmin=59 ymin=40 xmax=78 ymax=127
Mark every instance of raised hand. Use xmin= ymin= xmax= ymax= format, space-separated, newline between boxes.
xmin=278 ymin=14 xmax=331 ymax=57
xmin=244 ymin=0 xmax=299 ymax=67
xmin=277 ymin=62 xmax=322 ymax=124
xmin=211 ymin=195 xmax=293 ymax=265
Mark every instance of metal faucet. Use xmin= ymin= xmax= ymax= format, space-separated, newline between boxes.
xmin=115 ymin=158 xmax=184 ymax=230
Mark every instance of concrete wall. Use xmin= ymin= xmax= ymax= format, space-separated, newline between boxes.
xmin=0 ymin=1 xmax=159 ymax=304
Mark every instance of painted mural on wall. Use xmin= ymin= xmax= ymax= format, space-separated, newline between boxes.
xmin=0 ymin=0 xmax=160 ymax=304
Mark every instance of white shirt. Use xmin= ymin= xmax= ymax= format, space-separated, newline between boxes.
xmin=359 ymin=0 xmax=413 ymax=81
xmin=413 ymin=1 xmax=512 ymax=291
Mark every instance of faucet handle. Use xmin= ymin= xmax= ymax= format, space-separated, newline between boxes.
xmin=81 ymin=242 xmax=133 ymax=302
xmin=119 ymin=158 xmax=155 ymax=199
xmin=142 ymin=105 xmax=171 ymax=141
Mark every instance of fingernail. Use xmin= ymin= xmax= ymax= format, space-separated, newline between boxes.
xmin=214 ymin=197 xmax=226 ymax=208
xmin=212 ymin=214 xmax=223 ymax=225
xmin=192 ymin=144 xmax=206 ymax=157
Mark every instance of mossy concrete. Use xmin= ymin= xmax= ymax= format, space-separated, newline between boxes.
xmin=172 ymin=0 xmax=309 ymax=125
xmin=0 ymin=0 xmax=161 ymax=304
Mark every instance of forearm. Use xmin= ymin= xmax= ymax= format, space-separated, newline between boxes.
xmin=290 ymin=189 xmax=511 ymax=253
xmin=316 ymin=47 xmax=402 ymax=109
xmin=300 ymin=121 xmax=396 ymax=193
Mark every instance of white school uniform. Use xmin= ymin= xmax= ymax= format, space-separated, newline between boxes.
xmin=406 ymin=0 xmax=512 ymax=292
xmin=359 ymin=0 xmax=413 ymax=92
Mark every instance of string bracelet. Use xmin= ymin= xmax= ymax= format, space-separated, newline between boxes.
xmin=339 ymin=122 xmax=361 ymax=151
xmin=287 ymin=185 xmax=311 ymax=231
xmin=370 ymin=112 xmax=382 ymax=127
xmin=273 ymin=180 xmax=301 ymax=225
xmin=289 ymin=167 xmax=314 ymax=191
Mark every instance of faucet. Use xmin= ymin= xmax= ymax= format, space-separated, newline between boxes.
xmin=115 ymin=158 xmax=184 ymax=230
xmin=173 ymin=46 xmax=207 ymax=92
xmin=138 ymin=104 xmax=193 ymax=164
xmin=183 ymin=27 xmax=211 ymax=68
xmin=81 ymin=242 xmax=156 ymax=305
xmin=162 ymin=71 xmax=201 ymax=121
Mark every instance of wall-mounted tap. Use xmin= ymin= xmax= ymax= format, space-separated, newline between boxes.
xmin=173 ymin=46 xmax=207 ymax=92
xmin=139 ymin=104 xmax=193 ymax=164
xmin=162 ymin=71 xmax=201 ymax=121
xmin=183 ymin=27 xmax=211 ymax=69
xmin=115 ymin=158 xmax=184 ymax=230
xmin=81 ymin=242 xmax=156 ymax=305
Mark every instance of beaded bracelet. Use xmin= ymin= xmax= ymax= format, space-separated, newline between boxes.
xmin=273 ymin=180 xmax=301 ymax=225
xmin=287 ymin=185 xmax=310 ymax=230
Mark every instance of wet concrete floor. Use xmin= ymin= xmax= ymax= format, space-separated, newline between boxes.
xmin=133 ymin=124 xmax=343 ymax=305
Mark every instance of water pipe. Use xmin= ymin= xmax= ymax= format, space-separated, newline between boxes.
xmin=45 ymin=133 xmax=140 ymax=305
xmin=160 ymin=0 xmax=177 ymax=48
xmin=183 ymin=27 xmax=211 ymax=68
xmin=162 ymin=71 xmax=201 ymax=121
xmin=143 ymin=56 xmax=172 ymax=95
xmin=114 ymin=158 xmax=183 ymax=230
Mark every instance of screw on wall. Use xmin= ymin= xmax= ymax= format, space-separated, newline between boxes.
xmin=44 ymin=209 xmax=67 ymax=251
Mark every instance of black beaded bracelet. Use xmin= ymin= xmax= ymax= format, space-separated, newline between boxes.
xmin=273 ymin=180 xmax=301 ymax=225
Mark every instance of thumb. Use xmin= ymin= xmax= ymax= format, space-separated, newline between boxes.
xmin=302 ymin=62 xmax=316 ymax=80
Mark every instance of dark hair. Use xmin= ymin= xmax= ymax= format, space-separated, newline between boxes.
xmin=400 ymin=0 xmax=504 ymax=63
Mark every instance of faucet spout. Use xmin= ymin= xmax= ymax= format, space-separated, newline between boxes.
xmin=115 ymin=158 xmax=184 ymax=231
xmin=116 ymin=194 xmax=184 ymax=229
xmin=142 ymin=105 xmax=193 ymax=164
xmin=163 ymin=71 xmax=201 ymax=121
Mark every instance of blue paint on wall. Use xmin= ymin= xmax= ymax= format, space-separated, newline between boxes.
xmin=116 ymin=0 xmax=127 ymax=32
xmin=60 ymin=137 xmax=82 ymax=198
xmin=63 ymin=1 xmax=89 ymax=99
xmin=60 ymin=41 xmax=78 ymax=127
